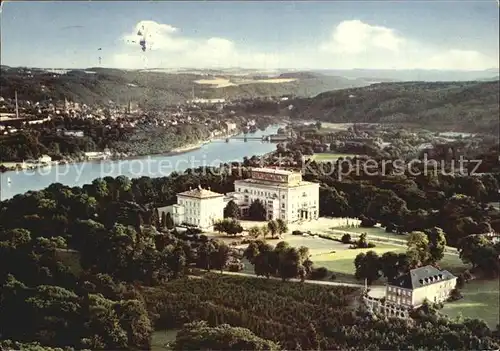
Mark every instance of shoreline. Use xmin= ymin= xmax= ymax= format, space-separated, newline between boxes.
xmin=0 ymin=128 xmax=259 ymax=175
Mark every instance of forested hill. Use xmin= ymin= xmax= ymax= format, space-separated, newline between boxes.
xmin=290 ymin=80 xmax=500 ymax=134
xmin=0 ymin=66 xmax=372 ymax=108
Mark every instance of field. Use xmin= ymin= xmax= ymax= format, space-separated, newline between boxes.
xmin=332 ymin=225 xmax=409 ymax=241
xmin=310 ymin=153 xmax=360 ymax=161
xmin=441 ymin=279 xmax=500 ymax=328
xmin=319 ymin=122 xmax=353 ymax=131
xmin=194 ymin=77 xmax=297 ymax=88
xmin=151 ymin=330 xmax=178 ymax=351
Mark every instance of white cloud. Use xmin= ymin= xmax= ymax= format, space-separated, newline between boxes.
xmin=321 ymin=20 xmax=405 ymax=54
xmin=110 ymin=19 xmax=497 ymax=71
xmin=319 ymin=20 xmax=498 ymax=70
xmin=114 ymin=20 xmax=283 ymax=69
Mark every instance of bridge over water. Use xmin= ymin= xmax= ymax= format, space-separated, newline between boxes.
xmin=226 ymin=134 xmax=291 ymax=142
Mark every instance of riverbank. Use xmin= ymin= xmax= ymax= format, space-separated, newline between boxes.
xmin=0 ymin=129 xmax=247 ymax=173
xmin=0 ymin=161 xmax=53 ymax=173
xmin=0 ymin=125 xmax=282 ymax=200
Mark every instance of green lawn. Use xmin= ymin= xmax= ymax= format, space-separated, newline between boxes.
xmin=310 ymin=153 xmax=360 ymax=162
xmin=333 ymin=226 xmax=409 ymax=242
xmin=151 ymin=329 xmax=178 ymax=351
xmin=314 ymin=243 xmax=406 ymax=278
xmin=313 ymin=242 xmax=467 ymax=284
xmin=441 ymin=279 xmax=500 ymax=329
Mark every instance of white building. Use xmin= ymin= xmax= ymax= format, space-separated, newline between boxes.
xmin=225 ymin=121 xmax=237 ymax=132
xmin=38 ymin=154 xmax=52 ymax=164
xmin=63 ymin=130 xmax=84 ymax=137
xmin=386 ymin=265 xmax=457 ymax=308
xmin=232 ymin=167 xmax=319 ymax=223
xmin=158 ymin=185 xmax=225 ymax=229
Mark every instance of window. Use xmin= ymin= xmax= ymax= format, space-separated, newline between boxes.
xmin=281 ymin=203 xmax=285 ymax=209
xmin=282 ymin=195 xmax=285 ymax=199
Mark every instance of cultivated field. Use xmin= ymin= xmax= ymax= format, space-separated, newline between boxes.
xmin=309 ymin=153 xmax=360 ymax=162
xmin=194 ymin=77 xmax=297 ymax=88
xmin=320 ymin=122 xmax=353 ymax=130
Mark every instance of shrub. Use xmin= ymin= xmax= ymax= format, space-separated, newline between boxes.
xmin=385 ymin=223 xmax=396 ymax=232
xmin=367 ymin=242 xmax=377 ymax=248
xmin=463 ymin=269 xmax=473 ymax=281
xmin=292 ymin=230 xmax=303 ymax=236
xmin=359 ymin=215 xmax=377 ymax=227
xmin=186 ymin=227 xmax=202 ymax=235
xmin=228 ymin=261 xmax=245 ymax=272
xmin=309 ymin=267 xmax=329 ymax=280
xmin=330 ymin=273 xmax=337 ymax=280
xmin=448 ymin=288 xmax=463 ymax=302
xmin=341 ymin=233 xmax=352 ymax=244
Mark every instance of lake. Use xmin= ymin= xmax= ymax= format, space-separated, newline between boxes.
xmin=0 ymin=125 xmax=281 ymax=201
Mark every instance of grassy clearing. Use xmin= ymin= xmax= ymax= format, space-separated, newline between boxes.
xmin=310 ymin=153 xmax=359 ymax=162
xmin=333 ymin=226 xmax=409 ymax=241
xmin=318 ymin=122 xmax=353 ymax=131
xmin=314 ymin=243 xmax=405 ymax=276
xmin=55 ymin=249 xmax=82 ymax=276
xmin=151 ymin=329 xmax=178 ymax=351
xmin=441 ymin=279 xmax=500 ymax=329
xmin=313 ymin=241 xmax=467 ymax=284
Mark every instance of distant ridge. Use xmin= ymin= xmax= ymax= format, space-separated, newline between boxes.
xmin=291 ymin=80 xmax=499 ymax=134
xmin=0 ymin=66 xmax=373 ymax=107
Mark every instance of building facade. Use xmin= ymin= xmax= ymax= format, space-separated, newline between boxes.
xmin=386 ymin=266 xmax=457 ymax=308
xmin=158 ymin=186 xmax=225 ymax=229
xmin=232 ymin=167 xmax=319 ymax=223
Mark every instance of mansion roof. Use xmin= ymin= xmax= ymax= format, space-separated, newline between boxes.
xmin=390 ymin=265 xmax=456 ymax=290
xmin=234 ymin=178 xmax=318 ymax=189
xmin=177 ymin=186 xmax=224 ymax=199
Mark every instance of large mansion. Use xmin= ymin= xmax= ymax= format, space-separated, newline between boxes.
xmin=230 ymin=167 xmax=319 ymax=223
xmin=157 ymin=167 xmax=320 ymax=229
xmin=157 ymin=185 xmax=225 ymax=229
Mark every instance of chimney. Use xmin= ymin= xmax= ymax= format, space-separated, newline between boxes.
xmin=15 ymin=91 xmax=19 ymax=119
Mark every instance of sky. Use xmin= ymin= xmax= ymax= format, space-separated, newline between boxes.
xmin=1 ymin=1 xmax=499 ymax=71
